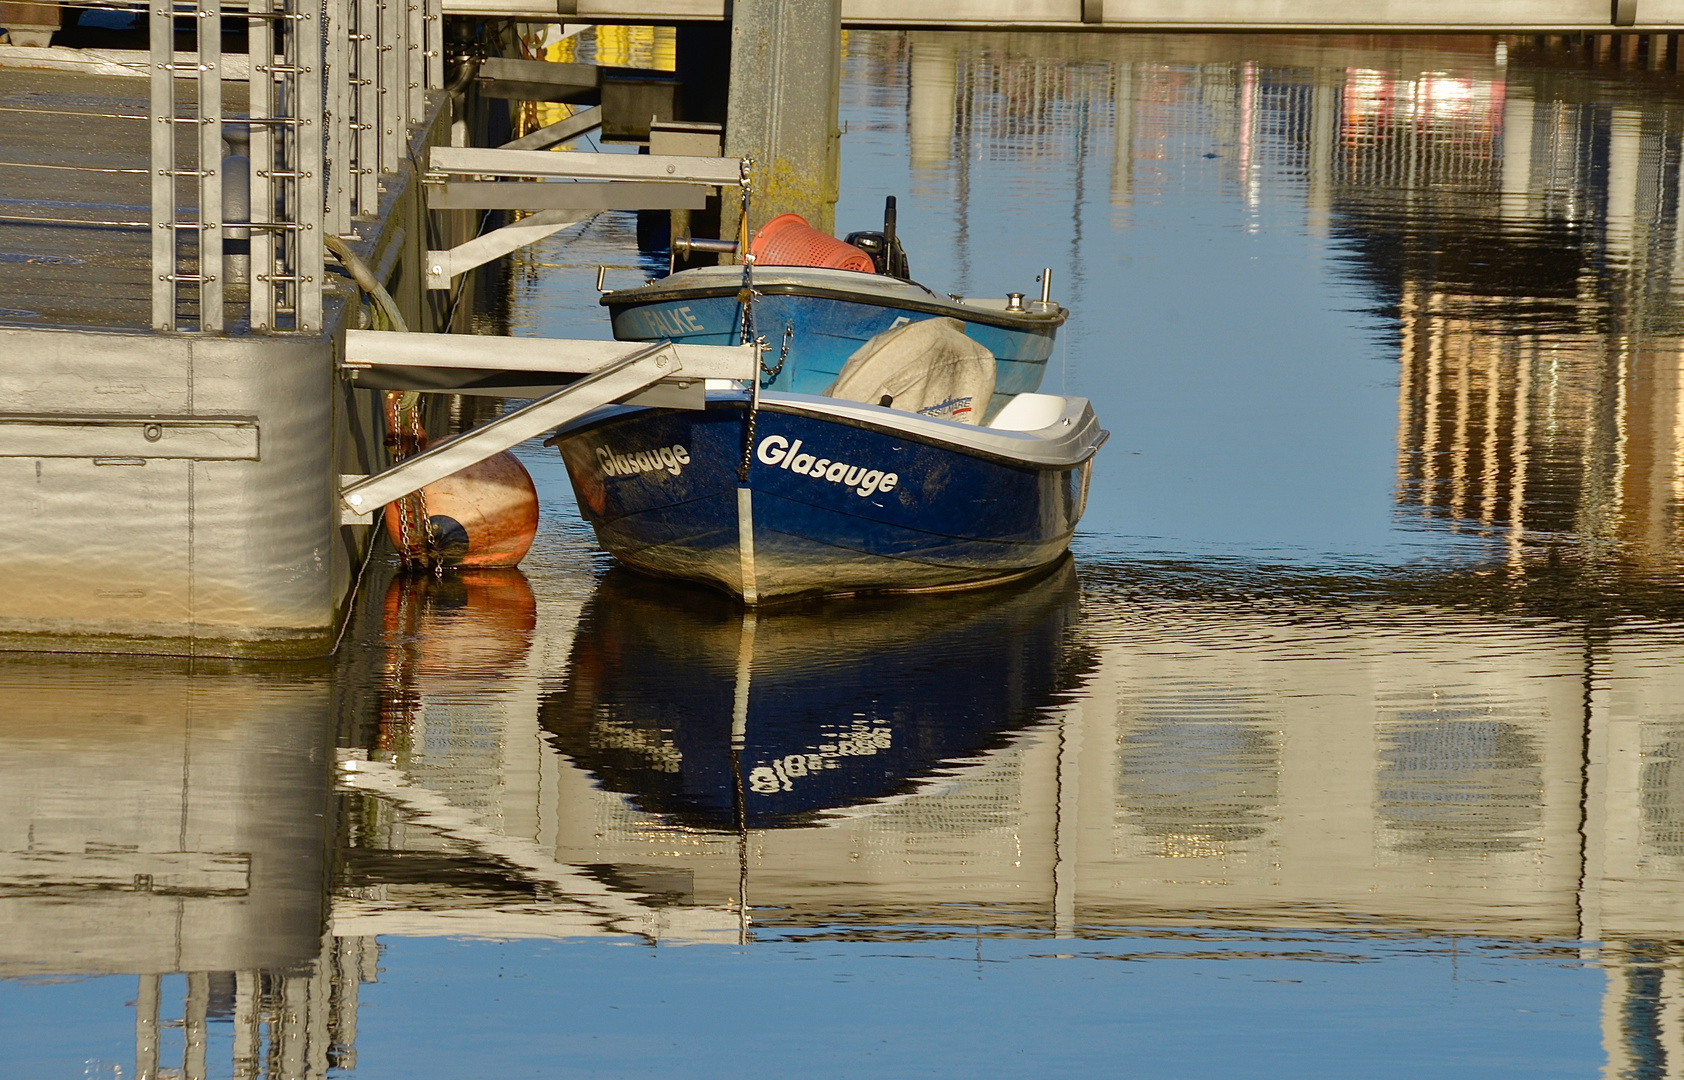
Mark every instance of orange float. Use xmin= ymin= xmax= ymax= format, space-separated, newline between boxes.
xmin=383 ymin=450 xmax=540 ymax=568
xmin=750 ymin=213 xmax=877 ymax=273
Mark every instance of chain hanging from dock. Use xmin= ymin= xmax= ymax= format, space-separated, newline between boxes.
xmin=736 ymin=169 xmax=763 ymax=485
xmin=384 ymin=390 xmax=439 ymax=569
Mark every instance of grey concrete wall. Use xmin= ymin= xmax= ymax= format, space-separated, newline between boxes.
xmin=0 ymin=326 xmax=345 ymax=656
xmin=0 ymin=95 xmax=456 ymax=657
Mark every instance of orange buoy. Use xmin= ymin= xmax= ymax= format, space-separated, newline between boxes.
xmin=750 ymin=213 xmax=877 ymax=273
xmin=384 ymin=450 xmax=540 ymax=568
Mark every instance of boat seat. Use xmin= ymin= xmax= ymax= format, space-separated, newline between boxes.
xmin=988 ymin=393 xmax=1068 ymax=431
xmin=824 ymin=317 xmax=996 ymax=425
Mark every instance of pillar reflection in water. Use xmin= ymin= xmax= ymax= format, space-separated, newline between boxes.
xmin=0 ymin=654 xmax=368 ymax=1078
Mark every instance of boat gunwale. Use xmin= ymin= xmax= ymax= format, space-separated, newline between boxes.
xmin=600 ymin=274 xmax=1070 ymax=333
xmin=547 ymin=390 xmax=1108 ymax=473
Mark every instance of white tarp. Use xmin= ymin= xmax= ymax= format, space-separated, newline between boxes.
xmin=825 ymin=317 xmax=996 ymax=425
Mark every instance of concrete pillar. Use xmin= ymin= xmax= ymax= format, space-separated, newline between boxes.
xmin=722 ymin=0 xmax=842 ymax=240
xmin=909 ymin=35 xmax=957 ymax=173
xmin=1500 ymin=91 xmax=1534 ymax=225
xmin=1110 ymin=62 xmax=1134 ymax=208
xmin=1607 ymin=108 xmax=1641 ymax=260
xmin=1306 ymin=70 xmax=1336 ymax=235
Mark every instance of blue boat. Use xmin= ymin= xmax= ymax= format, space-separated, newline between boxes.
xmin=537 ymin=558 xmax=1088 ymax=830
xmin=600 ymin=265 xmax=1068 ymax=420
xmin=544 ymin=387 xmax=1106 ymax=604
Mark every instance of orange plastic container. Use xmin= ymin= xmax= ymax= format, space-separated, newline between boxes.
xmin=749 ymin=213 xmax=876 ymax=273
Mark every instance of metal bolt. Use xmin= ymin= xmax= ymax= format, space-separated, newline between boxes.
xmin=143 ymin=424 xmax=163 ymax=442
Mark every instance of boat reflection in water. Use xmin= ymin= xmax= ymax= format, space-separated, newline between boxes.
xmin=539 ymin=557 xmax=1091 ymax=831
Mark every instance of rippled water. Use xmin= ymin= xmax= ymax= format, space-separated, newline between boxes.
xmin=9 ymin=30 xmax=1684 ymax=1079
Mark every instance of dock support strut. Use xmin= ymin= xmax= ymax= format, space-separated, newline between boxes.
xmin=338 ymin=342 xmax=680 ymax=514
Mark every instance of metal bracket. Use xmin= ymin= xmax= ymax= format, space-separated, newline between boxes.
xmin=426 ymin=210 xmax=589 ymax=289
xmin=339 ymin=475 xmax=375 ymax=524
xmin=498 ymin=105 xmax=603 ymax=152
xmin=339 ymin=342 xmax=691 ymax=513
xmin=428 ymin=146 xmax=747 ymax=187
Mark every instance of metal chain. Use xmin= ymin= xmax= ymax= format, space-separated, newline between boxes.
xmin=385 ymin=390 xmax=434 ymax=569
xmin=739 ymin=334 xmax=766 ymax=483
xmin=409 ymin=401 xmax=440 ymax=573
xmin=738 ymin=175 xmax=755 ymax=347
xmin=760 ymin=323 xmax=792 ymax=385
xmin=736 ymin=169 xmax=762 ymax=486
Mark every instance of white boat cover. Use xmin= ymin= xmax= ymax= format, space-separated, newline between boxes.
xmin=824 ymin=317 xmax=996 ymax=425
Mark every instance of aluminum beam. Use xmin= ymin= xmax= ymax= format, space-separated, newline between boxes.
xmin=499 ymin=105 xmax=603 ymax=151
xmin=340 ymin=342 xmax=700 ymax=511
xmin=429 ymin=145 xmax=745 ymax=186
xmin=477 ymin=56 xmax=600 ymax=102
xmin=425 ymin=211 xmax=590 ymax=288
xmin=343 ymin=330 xmax=755 ymax=377
xmin=426 ymin=180 xmax=709 ymax=211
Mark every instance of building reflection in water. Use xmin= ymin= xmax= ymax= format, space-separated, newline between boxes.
xmin=859 ymin=32 xmax=1684 ymax=576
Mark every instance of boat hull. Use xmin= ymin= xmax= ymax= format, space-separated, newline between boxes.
xmin=550 ymin=392 xmax=1102 ymax=603
xmin=601 ymin=267 xmax=1066 ymax=418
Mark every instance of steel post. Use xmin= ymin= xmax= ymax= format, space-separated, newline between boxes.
xmin=325 ymin=0 xmax=351 ymax=234
xmin=135 ymin=974 xmax=161 ymax=1080
xmin=407 ymin=0 xmax=424 ymax=126
xmin=249 ymin=0 xmax=276 ymax=328
xmin=198 ymin=0 xmax=223 ymax=331
xmin=184 ymin=972 xmax=209 ymax=1080
xmin=149 ymin=0 xmax=174 ymax=330
xmin=379 ymin=0 xmax=403 ymax=177
xmin=356 ymin=0 xmax=379 ymax=214
xmin=423 ymin=0 xmax=441 ymax=89
xmin=297 ymin=0 xmax=324 ymax=332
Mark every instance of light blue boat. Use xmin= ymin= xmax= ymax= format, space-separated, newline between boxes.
xmin=600 ymin=265 xmax=1067 ymax=419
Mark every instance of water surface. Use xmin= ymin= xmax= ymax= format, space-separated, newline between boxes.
xmin=8 ymin=30 xmax=1684 ymax=1079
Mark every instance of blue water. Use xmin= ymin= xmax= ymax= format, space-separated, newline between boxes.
xmin=0 ymin=934 xmax=1607 ymax=1078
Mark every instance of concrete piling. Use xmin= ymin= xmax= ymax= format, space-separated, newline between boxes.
xmin=722 ymin=0 xmax=843 ymax=241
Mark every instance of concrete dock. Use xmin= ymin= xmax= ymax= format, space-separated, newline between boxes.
xmin=0 ymin=55 xmax=447 ymax=657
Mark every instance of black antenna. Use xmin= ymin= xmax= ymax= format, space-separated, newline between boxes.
xmin=883 ymin=196 xmax=900 ymax=278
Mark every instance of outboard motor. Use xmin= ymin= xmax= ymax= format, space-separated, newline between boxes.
xmin=845 ymin=195 xmax=912 ymax=280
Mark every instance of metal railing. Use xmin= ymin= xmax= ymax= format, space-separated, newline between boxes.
xmin=147 ymin=0 xmax=443 ymax=332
